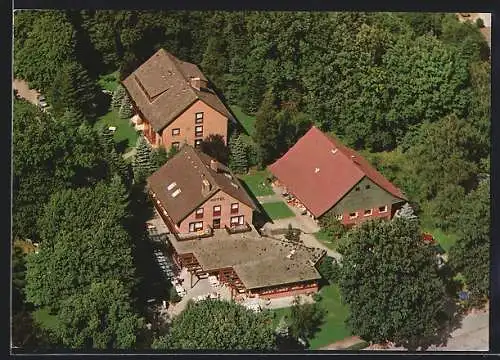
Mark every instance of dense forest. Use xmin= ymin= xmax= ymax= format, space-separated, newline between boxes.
xmin=12 ymin=10 xmax=490 ymax=351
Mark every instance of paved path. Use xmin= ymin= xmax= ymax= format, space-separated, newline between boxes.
xmin=259 ymin=184 xmax=342 ymax=260
xmin=320 ymin=336 xmax=364 ymax=350
xmin=365 ymin=309 xmax=489 ymax=351
xmin=123 ymin=148 xmax=137 ymax=160
xmin=256 ymin=194 xmax=283 ymax=204
xmin=431 ymin=311 xmax=489 ymax=351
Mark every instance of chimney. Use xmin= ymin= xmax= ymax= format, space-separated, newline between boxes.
xmin=210 ymin=159 xmax=219 ymax=172
xmin=190 ymin=77 xmax=207 ymax=91
xmin=202 ymin=179 xmax=212 ymax=196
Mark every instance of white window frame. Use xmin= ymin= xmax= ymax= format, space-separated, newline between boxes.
xmin=231 ymin=203 xmax=239 ymax=214
xmin=195 ymin=112 xmax=204 ymax=121
xmin=213 ymin=205 xmax=221 ymax=216
xmin=364 ymin=209 xmax=373 ymax=217
xmin=189 ymin=221 xmax=203 ymax=232
xmin=379 ymin=205 xmax=388 ymax=213
xmin=194 ymin=139 xmax=202 ymax=147
xmin=335 ymin=214 xmax=343 ymax=221
xmin=172 ymin=128 xmax=180 ymax=136
xmin=349 ymin=212 xmax=358 ymax=219
xmin=195 ymin=208 xmax=204 ymax=217
xmin=195 ymin=125 xmax=203 ymax=137
xmin=230 ymin=215 xmax=244 ymax=225
xmin=172 ymin=142 xmax=180 ymax=149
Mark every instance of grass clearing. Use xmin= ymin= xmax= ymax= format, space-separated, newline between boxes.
xmin=313 ymin=230 xmax=342 ymax=251
xmin=33 ymin=308 xmax=60 ymax=332
xmin=230 ymin=105 xmax=256 ymax=136
xmin=262 ymin=201 xmax=295 ymax=220
xmin=98 ymin=70 xmax=120 ymax=92
xmin=239 ymin=170 xmax=274 ymax=197
xmin=94 ymin=109 xmax=139 ymax=152
xmin=269 ymin=284 xmax=351 ymax=350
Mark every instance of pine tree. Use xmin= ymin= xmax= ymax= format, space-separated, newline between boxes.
xmin=133 ymin=136 xmax=153 ymax=183
xmin=119 ymin=95 xmax=133 ymax=119
xmin=49 ymin=61 xmax=100 ymax=121
xmin=110 ymin=148 xmax=131 ymax=187
xmin=167 ymin=145 xmax=180 ymax=159
xmin=112 ymin=84 xmax=126 ymax=111
xmin=394 ymin=202 xmax=418 ymax=221
xmin=99 ymin=126 xmax=116 ymax=153
xmin=229 ymin=133 xmax=248 ymax=174
xmin=254 ymin=91 xmax=280 ymax=167
xmin=150 ymin=147 xmax=169 ymax=171
xmin=275 ymin=316 xmax=289 ymax=338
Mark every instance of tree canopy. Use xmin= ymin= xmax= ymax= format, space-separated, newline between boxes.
xmin=12 ymin=99 xmax=107 ymax=241
xmin=54 ymin=280 xmax=143 ymax=349
xmin=25 ymin=177 xmax=136 ymax=311
xmin=448 ymin=178 xmax=489 ymax=307
xmin=152 ymin=300 xmax=277 ymax=350
xmin=337 ymin=218 xmax=449 ymax=350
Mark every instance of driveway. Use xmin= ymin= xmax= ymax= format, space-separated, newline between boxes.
xmin=365 ymin=308 xmax=489 ymax=351
xmin=259 ymin=184 xmax=342 ymax=260
xmin=13 ymin=78 xmax=40 ymax=105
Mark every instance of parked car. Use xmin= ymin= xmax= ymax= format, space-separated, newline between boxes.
xmin=37 ymin=95 xmax=48 ymax=108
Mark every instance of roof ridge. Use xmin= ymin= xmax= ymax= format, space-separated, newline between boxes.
xmin=164 ymin=50 xmax=200 ymax=99
xmin=184 ymin=146 xmax=220 ymax=193
xmin=317 ymin=128 xmax=365 ymax=177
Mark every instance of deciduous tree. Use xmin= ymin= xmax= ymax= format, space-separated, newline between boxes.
xmin=448 ymin=178 xmax=489 ymax=307
xmin=337 ymin=218 xmax=449 ymax=350
xmin=54 ymin=280 xmax=143 ymax=349
xmin=152 ymin=300 xmax=277 ymax=350
xmin=25 ymin=179 xmax=136 ymax=311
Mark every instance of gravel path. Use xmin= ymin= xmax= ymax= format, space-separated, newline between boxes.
xmin=13 ymin=78 xmax=40 ymax=105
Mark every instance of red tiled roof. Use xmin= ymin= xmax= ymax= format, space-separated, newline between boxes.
xmin=268 ymin=126 xmax=407 ymax=218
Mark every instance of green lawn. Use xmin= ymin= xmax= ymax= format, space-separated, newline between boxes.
xmin=230 ymin=105 xmax=256 ymax=136
xmin=269 ymin=284 xmax=351 ymax=350
xmin=424 ymin=227 xmax=458 ymax=253
xmin=98 ymin=70 xmax=120 ymax=92
xmin=33 ymin=308 xmax=60 ymax=332
xmin=94 ymin=109 xmax=139 ymax=152
xmin=313 ymin=230 xmax=342 ymax=252
xmin=239 ymin=170 xmax=274 ymax=197
xmin=262 ymin=201 xmax=295 ymax=220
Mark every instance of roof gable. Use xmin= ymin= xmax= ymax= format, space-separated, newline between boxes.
xmin=122 ymin=49 xmax=230 ymax=132
xmin=147 ymin=145 xmax=256 ymax=224
xmin=268 ymin=126 xmax=406 ymax=218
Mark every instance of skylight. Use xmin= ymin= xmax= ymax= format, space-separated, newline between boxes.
xmin=167 ymin=182 xmax=177 ymax=191
xmin=231 ymin=182 xmax=239 ymax=189
xmin=331 ymin=148 xmax=338 ymax=154
xmin=315 ymin=168 xmax=320 ymax=173
xmin=224 ymin=173 xmax=232 ymax=179
xmin=172 ymin=188 xmax=182 ymax=198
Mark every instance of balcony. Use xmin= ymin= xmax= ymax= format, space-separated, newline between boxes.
xmin=224 ymin=222 xmax=252 ymax=235
xmin=178 ymin=226 xmax=213 ymax=241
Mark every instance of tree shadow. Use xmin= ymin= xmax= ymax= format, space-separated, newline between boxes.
xmin=397 ymin=265 xmax=466 ymax=351
xmin=94 ymin=92 xmax=111 ymax=118
xmin=238 ymin=180 xmax=272 ymax=230
xmin=115 ymin=139 xmax=129 ymax=154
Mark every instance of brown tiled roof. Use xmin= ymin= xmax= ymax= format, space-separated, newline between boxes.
xmin=122 ymin=49 xmax=231 ymax=132
xmin=147 ymin=145 xmax=256 ymax=224
xmin=166 ymin=229 xmax=321 ymax=289
xmin=268 ymin=126 xmax=407 ymax=218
